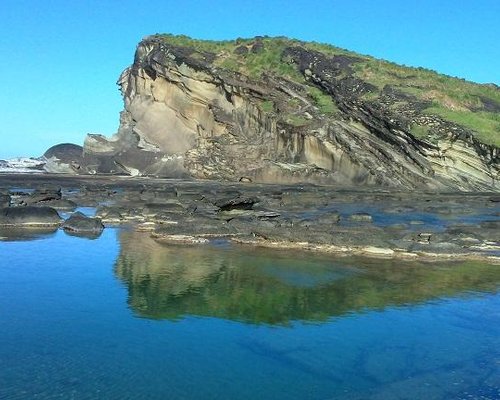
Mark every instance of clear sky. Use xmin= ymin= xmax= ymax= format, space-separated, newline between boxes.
xmin=1 ymin=0 xmax=499 ymax=158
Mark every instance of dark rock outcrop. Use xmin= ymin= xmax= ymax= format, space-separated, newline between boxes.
xmin=0 ymin=206 xmax=62 ymax=226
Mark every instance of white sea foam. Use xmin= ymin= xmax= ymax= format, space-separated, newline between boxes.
xmin=0 ymin=157 xmax=46 ymax=173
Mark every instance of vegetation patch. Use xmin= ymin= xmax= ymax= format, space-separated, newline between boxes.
xmin=424 ymin=106 xmax=500 ymax=146
xmin=285 ymin=114 xmax=309 ymax=127
xmin=307 ymin=87 xmax=338 ymax=115
xmin=260 ymin=100 xmax=274 ymax=113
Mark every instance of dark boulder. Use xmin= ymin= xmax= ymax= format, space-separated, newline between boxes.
xmin=43 ymin=143 xmax=83 ymax=173
xmin=0 ymin=206 xmax=62 ymax=226
xmin=215 ymin=196 xmax=259 ymax=211
xmin=44 ymin=143 xmax=83 ymax=161
xmin=63 ymin=212 xmax=104 ymax=233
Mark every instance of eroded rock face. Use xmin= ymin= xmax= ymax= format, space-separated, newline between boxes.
xmin=74 ymin=36 xmax=499 ymax=190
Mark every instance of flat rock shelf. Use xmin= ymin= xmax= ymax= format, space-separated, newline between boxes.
xmin=0 ymin=174 xmax=499 ymax=262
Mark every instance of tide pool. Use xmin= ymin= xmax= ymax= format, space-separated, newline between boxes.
xmin=1 ymin=229 xmax=499 ymax=399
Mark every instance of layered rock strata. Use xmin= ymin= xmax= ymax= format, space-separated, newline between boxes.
xmin=49 ymin=36 xmax=500 ymax=191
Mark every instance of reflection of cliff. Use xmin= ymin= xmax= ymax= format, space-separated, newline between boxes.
xmin=115 ymin=232 xmax=500 ymax=325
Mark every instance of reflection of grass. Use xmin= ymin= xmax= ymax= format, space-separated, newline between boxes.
xmin=116 ymin=233 xmax=500 ymax=325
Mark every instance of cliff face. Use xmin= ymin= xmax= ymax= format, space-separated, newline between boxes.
xmin=79 ymin=35 xmax=499 ymax=190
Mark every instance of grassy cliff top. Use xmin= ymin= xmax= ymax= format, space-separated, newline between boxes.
xmin=153 ymin=34 xmax=500 ymax=147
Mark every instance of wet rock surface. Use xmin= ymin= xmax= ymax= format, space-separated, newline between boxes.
xmin=0 ymin=206 xmax=62 ymax=226
xmin=0 ymin=174 xmax=498 ymax=262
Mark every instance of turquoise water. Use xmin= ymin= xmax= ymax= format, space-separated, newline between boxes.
xmin=1 ymin=229 xmax=500 ymax=399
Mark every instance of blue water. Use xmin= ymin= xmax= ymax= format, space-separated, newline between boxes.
xmin=1 ymin=229 xmax=500 ymax=399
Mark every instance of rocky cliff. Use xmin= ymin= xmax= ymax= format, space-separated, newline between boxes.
xmin=60 ymin=35 xmax=500 ymax=190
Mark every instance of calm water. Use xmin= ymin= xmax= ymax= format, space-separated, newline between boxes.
xmin=1 ymin=229 xmax=500 ymax=399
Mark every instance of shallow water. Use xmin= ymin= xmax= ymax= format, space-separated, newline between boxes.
xmin=1 ymin=229 xmax=499 ymax=399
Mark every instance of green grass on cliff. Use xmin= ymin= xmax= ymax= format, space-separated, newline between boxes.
xmin=307 ymin=87 xmax=338 ymax=115
xmin=355 ymin=60 xmax=500 ymax=145
xmin=156 ymin=34 xmax=500 ymax=147
xmin=425 ymin=107 xmax=500 ymax=145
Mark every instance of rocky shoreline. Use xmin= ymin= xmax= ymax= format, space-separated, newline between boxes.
xmin=0 ymin=173 xmax=499 ymax=263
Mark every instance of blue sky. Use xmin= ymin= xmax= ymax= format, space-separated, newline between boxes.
xmin=1 ymin=0 xmax=499 ymax=158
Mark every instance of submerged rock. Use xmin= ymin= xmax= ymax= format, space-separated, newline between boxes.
xmin=0 ymin=206 xmax=62 ymax=226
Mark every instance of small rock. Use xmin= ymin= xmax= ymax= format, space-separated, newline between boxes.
xmin=417 ymin=232 xmax=432 ymax=243
xmin=100 ymin=209 xmax=124 ymax=223
xmin=239 ymin=176 xmax=253 ymax=183
xmin=63 ymin=212 xmax=104 ymax=233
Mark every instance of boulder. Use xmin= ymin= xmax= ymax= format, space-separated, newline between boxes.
xmin=62 ymin=212 xmax=104 ymax=233
xmin=43 ymin=143 xmax=83 ymax=173
xmin=0 ymin=206 xmax=62 ymax=226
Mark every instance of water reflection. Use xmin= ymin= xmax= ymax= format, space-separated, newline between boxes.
xmin=115 ymin=232 xmax=500 ymax=324
xmin=0 ymin=226 xmax=58 ymax=241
